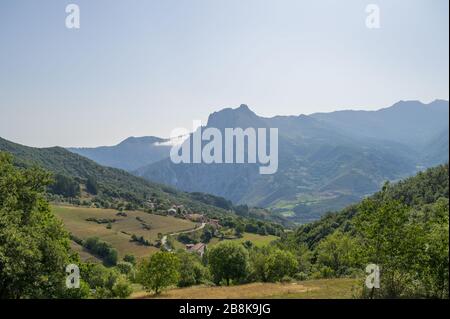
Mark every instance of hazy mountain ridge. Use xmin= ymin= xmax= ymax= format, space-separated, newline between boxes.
xmin=136 ymin=100 xmax=449 ymax=223
xmin=68 ymin=136 xmax=172 ymax=171
xmin=310 ymin=99 xmax=449 ymax=149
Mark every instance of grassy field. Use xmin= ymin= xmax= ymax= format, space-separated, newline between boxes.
xmin=69 ymin=241 xmax=102 ymax=263
xmin=53 ymin=205 xmax=197 ymax=260
xmin=207 ymin=233 xmax=279 ymax=248
xmin=133 ymin=278 xmax=360 ymax=299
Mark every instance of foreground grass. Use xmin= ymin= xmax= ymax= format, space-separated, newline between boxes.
xmin=133 ymin=278 xmax=359 ymax=299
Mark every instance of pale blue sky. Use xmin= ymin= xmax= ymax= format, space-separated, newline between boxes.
xmin=0 ymin=0 xmax=448 ymax=147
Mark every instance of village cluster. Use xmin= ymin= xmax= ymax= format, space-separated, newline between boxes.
xmin=145 ymin=199 xmax=222 ymax=257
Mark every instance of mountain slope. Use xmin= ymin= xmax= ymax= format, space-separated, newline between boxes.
xmin=0 ymin=137 xmax=233 ymax=216
xmin=136 ymin=101 xmax=448 ymax=223
xmin=310 ymin=99 xmax=449 ymax=150
xmin=293 ymin=163 xmax=449 ymax=249
xmin=68 ymin=136 xmax=172 ymax=171
xmin=1 ymin=136 xmax=289 ymax=226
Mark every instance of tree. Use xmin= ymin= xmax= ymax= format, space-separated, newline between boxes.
xmin=137 ymin=251 xmax=180 ymax=295
xmin=248 ymin=246 xmax=270 ymax=282
xmin=116 ymin=261 xmax=134 ymax=275
xmin=112 ymin=275 xmax=133 ymax=298
xmin=123 ymin=254 xmax=137 ymax=266
xmin=81 ymin=263 xmax=132 ymax=298
xmin=420 ymin=198 xmax=449 ymax=298
xmin=49 ymin=173 xmax=80 ymax=197
xmin=315 ymin=230 xmax=359 ymax=276
xmin=248 ymin=246 xmax=299 ymax=282
xmin=208 ymin=241 xmax=249 ymax=285
xmin=0 ymin=152 xmax=73 ymax=298
xmin=176 ymin=250 xmax=210 ymax=287
xmin=354 ymin=191 xmax=433 ymax=298
xmin=201 ymin=226 xmax=214 ymax=243
xmin=235 ymin=223 xmax=245 ymax=238
xmin=86 ymin=176 xmax=98 ymax=195
xmin=83 ymin=237 xmax=118 ymax=266
xmin=265 ymin=249 xmax=299 ymax=282
xmin=257 ymin=226 xmax=267 ymax=236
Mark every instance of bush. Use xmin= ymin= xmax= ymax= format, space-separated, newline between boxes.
xmin=83 ymin=237 xmax=118 ymax=266
xmin=80 ymin=263 xmax=132 ymax=298
xmin=293 ymin=272 xmax=309 ymax=281
xmin=280 ymin=275 xmax=294 ymax=283
xmin=112 ymin=275 xmax=133 ymax=298
xmin=130 ymin=234 xmax=151 ymax=246
xmin=116 ymin=261 xmax=134 ymax=275
xmin=123 ymin=254 xmax=136 ymax=266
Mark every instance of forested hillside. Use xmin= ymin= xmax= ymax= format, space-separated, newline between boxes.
xmin=0 ymin=137 xmax=287 ymax=228
xmin=293 ymin=164 xmax=449 ymax=248
xmin=280 ymin=164 xmax=449 ymax=298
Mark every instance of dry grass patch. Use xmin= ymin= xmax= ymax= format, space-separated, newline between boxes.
xmin=133 ymin=279 xmax=359 ymax=299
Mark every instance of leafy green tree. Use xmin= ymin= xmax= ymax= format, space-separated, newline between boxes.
xmin=81 ymin=263 xmax=132 ymax=298
xmin=86 ymin=176 xmax=99 ymax=195
xmin=200 ymin=226 xmax=214 ymax=243
xmin=176 ymin=250 xmax=210 ymax=287
xmin=265 ymin=249 xmax=299 ymax=282
xmin=248 ymin=246 xmax=298 ymax=282
xmin=137 ymin=251 xmax=180 ymax=295
xmin=63 ymin=279 xmax=92 ymax=299
xmin=248 ymin=246 xmax=270 ymax=282
xmin=49 ymin=173 xmax=80 ymax=197
xmin=83 ymin=263 xmax=115 ymax=291
xmin=242 ymin=240 xmax=253 ymax=250
xmin=257 ymin=226 xmax=267 ymax=236
xmin=411 ymin=198 xmax=449 ymax=298
xmin=208 ymin=241 xmax=250 ymax=285
xmin=0 ymin=152 xmax=73 ymax=298
xmin=112 ymin=275 xmax=133 ymax=298
xmin=83 ymin=237 xmax=118 ymax=266
xmin=235 ymin=223 xmax=245 ymax=238
xmin=116 ymin=261 xmax=134 ymax=275
xmin=315 ymin=230 xmax=359 ymax=276
xmin=354 ymin=191 xmax=432 ymax=298
xmin=123 ymin=254 xmax=137 ymax=266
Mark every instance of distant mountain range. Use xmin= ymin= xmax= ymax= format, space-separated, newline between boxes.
xmin=69 ymin=136 xmax=172 ymax=171
xmin=68 ymin=100 xmax=449 ymax=223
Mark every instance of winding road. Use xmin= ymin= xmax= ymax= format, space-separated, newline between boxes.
xmin=161 ymin=222 xmax=206 ymax=251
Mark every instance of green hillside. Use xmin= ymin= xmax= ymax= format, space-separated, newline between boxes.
xmin=0 ymin=136 xmax=234 ymax=215
xmin=280 ymin=163 xmax=449 ymax=298
xmin=293 ymin=163 xmax=449 ymax=249
xmin=0 ymin=137 xmax=288 ymax=231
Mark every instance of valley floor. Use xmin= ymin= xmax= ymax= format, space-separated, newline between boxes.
xmin=132 ymin=278 xmax=360 ymax=299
